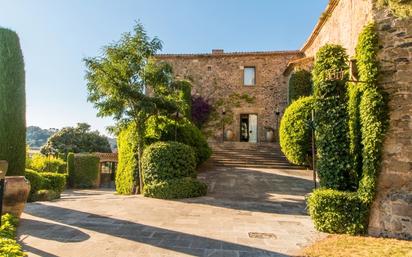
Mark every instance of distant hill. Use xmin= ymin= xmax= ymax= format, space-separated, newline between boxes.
xmin=26 ymin=126 xmax=57 ymax=148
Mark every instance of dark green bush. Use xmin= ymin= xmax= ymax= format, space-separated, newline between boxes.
xmin=142 ymin=141 xmax=196 ymax=185
xmin=68 ymin=154 xmax=99 ymax=188
xmin=144 ymin=177 xmax=207 ymax=199
xmin=312 ymin=44 xmax=353 ymax=191
xmin=307 ymin=189 xmax=368 ymax=234
xmin=348 ymin=82 xmax=363 ymax=185
xmin=145 ymin=115 xmax=211 ymax=166
xmin=115 ymin=123 xmax=138 ymax=195
xmin=25 ymin=169 xmax=45 ymax=201
xmin=288 ymin=69 xmax=312 ymax=103
xmin=0 ymin=214 xmax=26 ymax=257
xmin=280 ymin=96 xmax=315 ymax=166
xmin=40 ymin=172 xmax=67 ymax=193
xmin=0 ymin=28 xmax=26 ymax=176
xmin=28 ymin=154 xmax=66 ymax=173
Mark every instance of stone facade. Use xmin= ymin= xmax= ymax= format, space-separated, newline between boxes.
xmin=368 ymin=7 xmax=412 ymax=240
xmin=157 ymin=51 xmax=301 ymax=142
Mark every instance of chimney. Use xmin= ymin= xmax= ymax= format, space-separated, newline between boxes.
xmin=212 ymin=49 xmax=224 ymax=54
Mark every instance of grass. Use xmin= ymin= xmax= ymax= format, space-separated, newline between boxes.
xmin=302 ymin=235 xmax=412 ymax=257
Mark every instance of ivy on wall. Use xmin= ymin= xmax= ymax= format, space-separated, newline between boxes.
xmin=376 ymin=0 xmax=412 ymax=18
xmin=308 ymin=23 xmax=388 ymax=235
xmin=288 ymin=69 xmax=312 ymax=103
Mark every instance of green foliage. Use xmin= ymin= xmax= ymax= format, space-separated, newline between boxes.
xmin=348 ymin=83 xmax=363 ymax=184
xmin=143 ymin=177 xmax=207 ymax=199
xmin=28 ymin=154 xmax=66 ymax=173
xmin=288 ymin=69 xmax=312 ymax=103
xmin=40 ymin=172 xmax=67 ymax=193
xmin=307 ymin=189 xmax=368 ymax=235
xmin=142 ymin=142 xmax=196 ymax=185
xmin=0 ymin=28 xmax=26 ymax=176
xmin=280 ymin=96 xmax=315 ymax=166
xmin=84 ymin=22 xmax=180 ymax=193
xmin=377 ymin=0 xmax=412 ymax=18
xmin=25 ymin=169 xmax=45 ymax=201
xmin=40 ymin=123 xmax=111 ymax=156
xmin=312 ymin=44 xmax=348 ymax=92
xmin=67 ymin=153 xmax=74 ymax=179
xmin=115 ymin=123 xmax=138 ymax=195
xmin=68 ymin=154 xmax=99 ymax=188
xmin=145 ymin=116 xmax=211 ymax=165
xmin=0 ymin=214 xmax=25 ymax=257
xmin=31 ymin=189 xmax=61 ymax=202
xmin=173 ymin=80 xmax=192 ymax=119
xmin=313 ymin=44 xmax=353 ymax=191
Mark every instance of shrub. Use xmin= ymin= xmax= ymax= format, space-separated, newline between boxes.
xmin=145 ymin=115 xmax=211 ymax=165
xmin=31 ymin=189 xmax=60 ymax=202
xmin=40 ymin=172 xmax=67 ymax=193
xmin=115 ymin=123 xmax=138 ymax=195
xmin=144 ymin=178 xmax=207 ymax=199
xmin=288 ymin=69 xmax=312 ymax=103
xmin=25 ymin=169 xmax=45 ymax=201
xmin=280 ymin=96 xmax=315 ymax=166
xmin=173 ymin=80 xmax=192 ymax=119
xmin=0 ymin=28 xmax=26 ymax=176
xmin=68 ymin=154 xmax=99 ymax=188
xmin=312 ymin=44 xmax=353 ymax=191
xmin=0 ymin=214 xmax=26 ymax=257
xmin=191 ymin=95 xmax=212 ymax=128
xmin=142 ymin=142 xmax=196 ymax=185
xmin=28 ymin=154 xmax=66 ymax=173
xmin=307 ymin=189 xmax=368 ymax=235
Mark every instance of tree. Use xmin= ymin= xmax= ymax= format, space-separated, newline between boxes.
xmin=84 ymin=23 xmax=178 ymax=194
xmin=0 ymin=28 xmax=26 ymax=176
xmin=40 ymin=123 xmax=111 ymax=156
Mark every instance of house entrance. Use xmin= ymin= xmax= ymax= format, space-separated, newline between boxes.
xmin=240 ymin=114 xmax=258 ymax=143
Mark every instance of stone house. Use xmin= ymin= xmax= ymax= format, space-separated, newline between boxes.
xmin=157 ymin=0 xmax=412 ymax=239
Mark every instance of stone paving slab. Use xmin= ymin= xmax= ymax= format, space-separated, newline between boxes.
xmin=18 ymin=167 xmax=324 ymax=257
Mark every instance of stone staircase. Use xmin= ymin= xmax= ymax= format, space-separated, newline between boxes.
xmin=208 ymin=142 xmax=304 ymax=169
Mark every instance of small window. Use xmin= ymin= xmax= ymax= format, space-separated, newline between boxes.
xmin=244 ymin=67 xmax=255 ymax=86
xmin=207 ymin=66 xmax=212 ymax=71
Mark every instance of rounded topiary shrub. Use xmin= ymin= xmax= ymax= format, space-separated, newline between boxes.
xmin=280 ymin=96 xmax=315 ymax=166
xmin=145 ymin=116 xmax=211 ymax=166
xmin=142 ymin=141 xmax=196 ymax=185
xmin=143 ymin=177 xmax=207 ymax=199
xmin=0 ymin=28 xmax=26 ymax=176
xmin=25 ymin=169 xmax=45 ymax=201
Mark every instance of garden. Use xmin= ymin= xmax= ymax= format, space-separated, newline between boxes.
xmin=280 ymin=23 xmax=387 ymax=235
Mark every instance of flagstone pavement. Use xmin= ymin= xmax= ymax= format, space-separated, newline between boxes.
xmin=18 ymin=166 xmax=325 ymax=257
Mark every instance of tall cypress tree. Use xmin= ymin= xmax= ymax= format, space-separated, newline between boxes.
xmin=0 ymin=28 xmax=26 ymax=176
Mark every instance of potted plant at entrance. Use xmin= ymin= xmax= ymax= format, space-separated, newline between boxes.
xmin=265 ymin=126 xmax=274 ymax=142
xmin=225 ymin=129 xmax=235 ymax=141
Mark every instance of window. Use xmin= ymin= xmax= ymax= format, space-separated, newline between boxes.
xmin=244 ymin=67 xmax=255 ymax=86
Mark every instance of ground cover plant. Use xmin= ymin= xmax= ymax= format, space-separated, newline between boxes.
xmin=0 ymin=214 xmax=26 ymax=256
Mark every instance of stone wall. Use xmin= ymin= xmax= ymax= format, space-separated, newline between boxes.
xmin=302 ymin=0 xmax=374 ymax=57
xmin=368 ymin=7 xmax=412 ymax=240
xmin=157 ymin=51 xmax=301 ymax=142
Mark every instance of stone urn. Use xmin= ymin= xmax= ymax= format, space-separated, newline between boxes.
xmin=225 ymin=129 xmax=235 ymax=141
xmin=266 ymin=130 xmax=274 ymax=142
xmin=1 ymin=163 xmax=30 ymax=217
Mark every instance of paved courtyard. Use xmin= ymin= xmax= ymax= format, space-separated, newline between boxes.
xmin=18 ymin=166 xmax=323 ymax=257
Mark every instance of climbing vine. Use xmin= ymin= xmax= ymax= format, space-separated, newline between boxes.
xmin=376 ymin=0 xmax=412 ymax=18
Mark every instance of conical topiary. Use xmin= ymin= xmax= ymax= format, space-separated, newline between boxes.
xmin=0 ymin=28 xmax=26 ymax=176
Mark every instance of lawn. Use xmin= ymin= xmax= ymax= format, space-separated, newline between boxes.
xmin=302 ymin=235 xmax=412 ymax=257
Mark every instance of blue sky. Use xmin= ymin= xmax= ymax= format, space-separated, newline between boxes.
xmin=0 ymin=0 xmax=328 ymax=135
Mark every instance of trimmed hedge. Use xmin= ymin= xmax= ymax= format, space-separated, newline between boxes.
xmin=67 ymin=154 xmax=99 ymax=188
xmin=25 ymin=169 xmax=67 ymax=201
xmin=143 ymin=178 xmax=207 ymax=199
xmin=0 ymin=214 xmax=25 ymax=257
xmin=307 ymin=189 xmax=368 ymax=234
xmin=115 ymin=123 xmax=138 ymax=194
xmin=280 ymin=96 xmax=315 ymax=166
xmin=142 ymin=141 xmax=196 ymax=185
xmin=145 ymin=115 xmax=211 ymax=166
xmin=0 ymin=28 xmax=26 ymax=176
xmin=288 ymin=69 xmax=312 ymax=103
xmin=28 ymin=154 xmax=66 ymax=173
xmin=312 ymin=44 xmax=353 ymax=191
